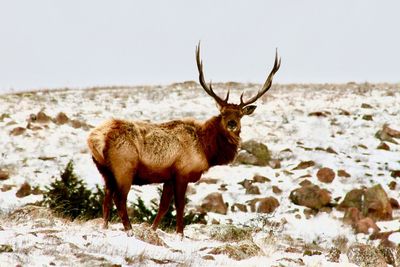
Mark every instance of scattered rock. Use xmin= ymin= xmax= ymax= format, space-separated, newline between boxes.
xmin=308 ymin=111 xmax=330 ymax=117
xmin=16 ymin=182 xmax=32 ymax=198
xmin=388 ymin=181 xmax=397 ymax=190
xmin=248 ymin=197 xmax=280 ymax=213
xmin=36 ymin=111 xmax=52 ymax=123
xmin=391 ymin=170 xmax=400 ymax=178
xmin=201 ymin=192 xmax=228 ymax=215
xmin=354 ymin=217 xmax=380 ymax=234
xmin=289 ymin=185 xmax=331 ymax=209
xmin=347 ymin=243 xmax=387 ymax=267
xmin=0 ymin=169 xmax=10 ymax=180
xmin=252 ymin=174 xmax=270 ymax=183
xmin=361 ymin=103 xmax=373 ymax=109
xmin=343 ymin=207 xmax=362 ymax=225
xmin=338 ymin=169 xmax=351 ymax=178
xmin=245 ymin=185 xmax=261 ymax=195
xmin=389 ymin=198 xmax=399 ymax=209
xmin=231 ymin=203 xmax=248 ymax=212
xmin=208 ymin=240 xmax=261 ymax=260
xmin=292 ymin=160 xmax=315 ymax=170
xmin=376 ymin=125 xmax=399 ymax=144
xmin=362 ymin=114 xmax=373 ymax=121
xmin=382 ymin=124 xmax=400 ymax=139
xmin=363 ymin=184 xmax=392 ymax=221
xmin=10 ymin=127 xmax=26 ymax=136
xmin=377 ymin=142 xmax=390 ymax=151
xmin=238 ymin=179 xmax=253 ymax=189
xmin=299 ymin=179 xmax=312 ymax=187
xmin=1 ymin=184 xmax=14 ymax=192
xmin=236 ymin=140 xmax=270 ymax=166
xmin=268 ymin=159 xmax=281 ymax=169
xmin=202 ymin=255 xmax=215 ymax=261
xmin=272 ymin=185 xmax=282 ymax=194
xmin=316 ymin=167 xmax=335 ymax=183
xmin=338 ymin=189 xmax=364 ymax=211
xmin=54 ymin=112 xmax=69 ymax=125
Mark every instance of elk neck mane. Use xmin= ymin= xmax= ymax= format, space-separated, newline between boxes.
xmin=198 ymin=115 xmax=240 ymax=167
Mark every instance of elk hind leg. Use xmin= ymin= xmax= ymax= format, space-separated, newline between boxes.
xmin=151 ymin=181 xmax=174 ymax=230
xmin=91 ymin=157 xmax=115 ymax=229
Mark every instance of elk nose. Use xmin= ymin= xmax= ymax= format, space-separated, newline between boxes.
xmin=227 ymin=120 xmax=237 ymax=130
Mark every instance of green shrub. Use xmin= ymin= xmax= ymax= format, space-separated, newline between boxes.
xmin=131 ymin=187 xmax=206 ymax=231
xmin=43 ymin=160 xmax=114 ymax=220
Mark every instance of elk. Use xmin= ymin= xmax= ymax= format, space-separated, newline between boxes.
xmin=87 ymin=43 xmax=280 ymax=235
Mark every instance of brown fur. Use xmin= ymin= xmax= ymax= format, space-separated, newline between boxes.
xmin=88 ymin=44 xmax=279 ymax=234
xmin=87 ymin=109 xmax=243 ymax=234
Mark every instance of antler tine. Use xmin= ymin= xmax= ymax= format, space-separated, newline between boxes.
xmin=240 ymin=49 xmax=281 ymax=107
xmin=196 ymin=42 xmax=228 ymax=106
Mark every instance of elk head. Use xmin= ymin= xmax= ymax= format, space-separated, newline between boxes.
xmin=196 ymin=43 xmax=281 ymax=136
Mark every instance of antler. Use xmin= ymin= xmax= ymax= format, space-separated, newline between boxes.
xmin=196 ymin=42 xmax=230 ymax=107
xmin=239 ymin=49 xmax=281 ymax=107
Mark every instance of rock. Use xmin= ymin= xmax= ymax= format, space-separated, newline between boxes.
xmin=245 ymin=185 xmax=261 ymax=195
xmin=231 ymin=203 xmax=248 ymax=212
xmin=70 ymin=119 xmax=83 ymax=129
xmin=343 ymin=207 xmax=362 ymax=225
xmin=130 ymin=223 xmax=166 ymax=246
xmin=292 ymin=160 xmax=315 ymax=170
xmin=388 ymin=181 xmax=397 ymax=190
xmin=55 ymin=112 xmax=69 ymax=125
xmin=389 ymin=198 xmax=400 ymax=209
xmin=0 ymin=244 xmax=13 ymax=253
xmin=234 ymin=151 xmax=259 ymax=165
xmin=196 ymin=178 xmax=219 ymax=184
xmin=0 ymin=169 xmax=10 ymax=180
xmin=377 ymin=142 xmax=390 ymax=151
xmin=347 ymin=243 xmax=387 ymax=267
xmin=299 ymin=179 xmax=312 ymax=187
xmin=289 ymin=185 xmax=331 ymax=209
xmin=362 ymin=114 xmax=373 ymax=121
xmin=338 ymin=189 xmax=364 ymax=211
xmin=202 ymin=255 xmax=215 ymax=261
xmin=1 ymin=184 xmax=14 ymax=192
xmin=208 ymin=240 xmax=261 ymax=260
xmin=252 ymin=174 xmax=270 ymax=183
xmin=326 ymin=147 xmax=338 ymax=154
xmin=391 ymin=170 xmax=400 ymax=178
xmin=248 ymin=197 xmax=280 ymax=213
xmin=308 ymin=111 xmax=330 ymax=117
xmin=355 ymin=217 xmax=380 ymax=234
xmin=377 ymin=245 xmax=397 ymax=267
xmin=375 ymin=125 xmax=399 ymax=144
xmin=272 ymin=185 xmax=282 ymax=194
xmin=16 ymin=182 xmax=32 ymax=198
xmin=36 ymin=111 xmax=52 ymax=123
xmin=238 ymin=140 xmax=270 ymax=166
xmin=10 ymin=127 xmax=26 ymax=136
xmin=218 ymin=184 xmax=228 ymax=191
xmin=316 ymin=167 xmax=335 ymax=183
xmin=382 ymin=124 xmax=400 ymax=139
xmin=268 ymin=159 xmax=281 ymax=169
xmin=338 ymin=169 xmax=351 ymax=178
xmin=363 ymin=184 xmax=392 ymax=221
xmin=201 ymin=192 xmax=228 ymax=215
xmin=238 ymin=179 xmax=253 ymax=189
xmin=361 ymin=103 xmax=373 ymax=109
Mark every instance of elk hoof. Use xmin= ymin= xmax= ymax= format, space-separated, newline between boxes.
xmin=126 ymin=229 xmax=134 ymax=237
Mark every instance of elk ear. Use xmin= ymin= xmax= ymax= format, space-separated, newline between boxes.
xmin=242 ymin=105 xmax=257 ymax=116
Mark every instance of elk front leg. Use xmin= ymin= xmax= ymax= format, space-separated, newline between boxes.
xmin=174 ymin=181 xmax=188 ymax=234
xmin=151 ymin=181 xmax=174 ymax=230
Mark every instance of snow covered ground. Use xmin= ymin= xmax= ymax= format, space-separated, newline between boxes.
xmin=0 ymin=83 xmax=399 ymax=266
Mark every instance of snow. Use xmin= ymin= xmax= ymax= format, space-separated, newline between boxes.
xmin=1 ymin=83 xmax=400 ymax=266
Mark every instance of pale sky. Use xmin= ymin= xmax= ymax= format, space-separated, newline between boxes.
xmin=0 ymin=0 xmax=399 ymax=93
